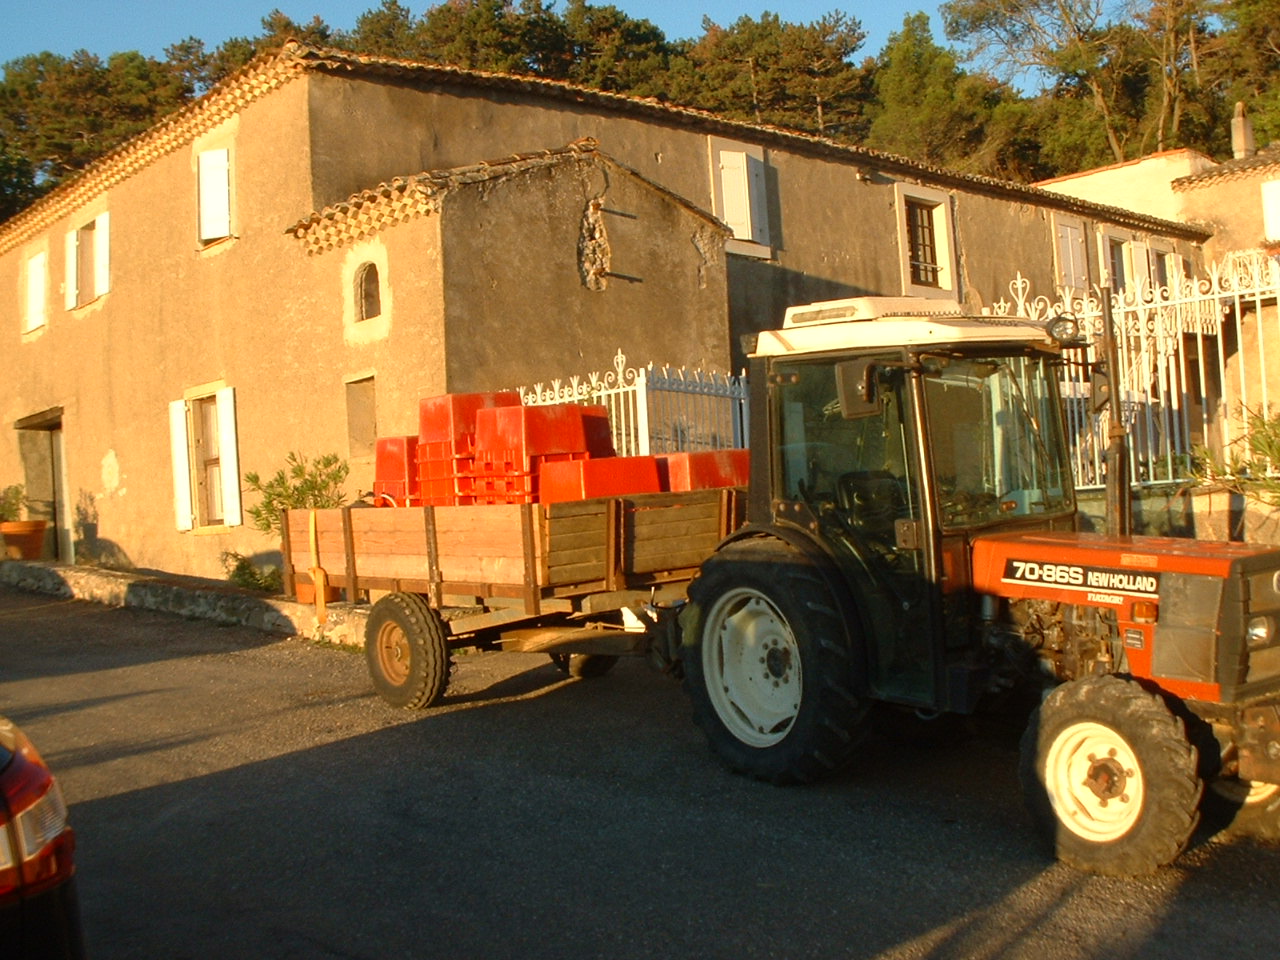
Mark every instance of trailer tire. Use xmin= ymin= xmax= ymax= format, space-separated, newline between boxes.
xmin=548 ymin=653 xmax=619 ymax=678
xmin=365 ymin=592 xmax=452 ymax=709
xmin=1020 ymin=675 xmax=1201 ymax=875
xmin=682 ymin=539 xmax=868 ymax=785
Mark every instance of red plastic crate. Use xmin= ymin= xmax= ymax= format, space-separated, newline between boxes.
xmin=583 ymin=405 xmax=617 ymax=458
xmin=372 ymin=481 xmax=413 ymax=506
xmin=418 ymin=392 xmax=520 ymax=452
xmin=375 ymin=436 xmax=419 ymax=485
xmin=475 ymin=404 xmax=592 ymax=467
xmin=539 ymin=456 xmax=663 ymax=504
xmin=656 ymin=450 xmax=751 ymax=492
xmin=470 ymin=471 xmax=537 ymax=504
xmin=420 ymin=475 xmax=475 ymax=506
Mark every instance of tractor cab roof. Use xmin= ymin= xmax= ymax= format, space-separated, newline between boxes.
xmin=751 ymin=296 xmax=1061 ymax=359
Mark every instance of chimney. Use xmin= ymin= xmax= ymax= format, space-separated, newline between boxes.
xmin=1233 ymin=101 xmax=1257 ymax=160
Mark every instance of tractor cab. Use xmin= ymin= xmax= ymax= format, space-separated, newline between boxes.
xmin=747 ymin=298 xmax=1079 ymax=711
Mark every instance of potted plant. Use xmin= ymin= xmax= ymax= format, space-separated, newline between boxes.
xmin=243 ymin=453 xmax=349 ymax=600
xmin=1 ymin=484 xmax=49 ymax=560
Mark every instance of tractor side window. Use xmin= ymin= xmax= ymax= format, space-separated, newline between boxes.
xmin=923 ymin=354 xmax=1073 ymax=528
xmin=774 ymin=357 xmax=922 ymax=574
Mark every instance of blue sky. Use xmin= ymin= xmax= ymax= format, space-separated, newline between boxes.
xmin=0 ymin=1 xmax=947 ymax=67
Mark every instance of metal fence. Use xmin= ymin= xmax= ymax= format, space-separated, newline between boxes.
xmin=992 ymin=251 xmax=1280 ymax=488
xmin=518 ymin=349 xmax=749 ymax=457
xmin=518 ymin=252 xmax=1280 ymax=488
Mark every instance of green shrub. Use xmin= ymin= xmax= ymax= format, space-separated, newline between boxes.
xmin=243 ymin=452 xmax=349 ymax=538
xmin=221 ymin=551 xmax=284 ymax=593
xmin=0 ymin=484 xmax=26 ymax=523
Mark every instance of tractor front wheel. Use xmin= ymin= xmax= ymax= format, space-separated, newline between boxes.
xmin=1020 ymin=675 xmax=1201 ymax=875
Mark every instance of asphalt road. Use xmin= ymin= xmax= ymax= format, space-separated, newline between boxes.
xmin=3 ymin=585 xmax=1280 ymax=960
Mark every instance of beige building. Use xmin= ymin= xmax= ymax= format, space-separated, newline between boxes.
xmin=1 ymin=43 xmax=1210 ymax=578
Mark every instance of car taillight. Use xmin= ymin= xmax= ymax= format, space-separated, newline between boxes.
xmin=0 ymin=726 xmax=75 ymax=903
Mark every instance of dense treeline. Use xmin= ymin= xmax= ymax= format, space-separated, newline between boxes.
xmin=2 ymin=0 xmax=1277 ymax=221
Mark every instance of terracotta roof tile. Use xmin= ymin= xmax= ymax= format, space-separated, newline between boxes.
xmin=1172 ymin=144 xmax=1280 ymax=190
xmin=0 ymin=40 xmax=1212 ymax=256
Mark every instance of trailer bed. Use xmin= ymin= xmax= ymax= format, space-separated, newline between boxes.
xmin=282 ymin=488 xmax=743 ymax=636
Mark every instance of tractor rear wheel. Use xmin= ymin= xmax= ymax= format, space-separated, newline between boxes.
xmin=365 ymin=592 xmax=452 ymax=709
xmin=1020 ymin=675 xmax=1201 ymax=875
xmin=681 ymin=540 xmax=868 ymax=784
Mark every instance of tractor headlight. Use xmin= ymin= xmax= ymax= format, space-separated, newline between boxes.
xmin=1247 ymin=615 xmax=1275 ymax=649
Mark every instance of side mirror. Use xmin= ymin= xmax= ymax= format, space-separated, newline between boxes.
xmin=1090 ymin=366 xmax=1112 ymax=414
xmin=836 ymin=359 xmax=880 ymax=418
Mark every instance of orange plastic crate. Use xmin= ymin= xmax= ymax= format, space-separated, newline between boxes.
xmin=475 ymin=404 xmax=593 ymax=466
xmin=418 ymin=392 xmax=520 ymax=452
xmin=656 ymin=450 xmax=750 ymax=492
xmin=539 ymin=456 xmax=663 ymax=503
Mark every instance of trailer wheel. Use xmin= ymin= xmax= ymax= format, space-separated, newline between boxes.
xmin=548 ymin=653 xmax=619 ymax=678
xmin=1204 ymin=779 xmax=1280 ymax=840
xmin=681 ymin=540 xmax=868 ymax=785
xmin=365 ymin=592 xmax=452 ymax=709
xmin=1020 ymin=675 xmax=1201 ymax=875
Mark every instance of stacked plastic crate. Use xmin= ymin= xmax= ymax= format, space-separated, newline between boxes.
xmin=372 ymin=436 xmax=420 ymax=507
xmin=416 ymin=392 xmax=521 ymax=506
xmin=371 ymin=393 xmax=750 ymax=508
xmin=470 ymin=403 xmax=618 ymax=504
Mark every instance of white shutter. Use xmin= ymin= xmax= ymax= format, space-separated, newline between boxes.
xmin=1263 ymin=180 xmax=1280 ymax=243
xmin=25 ymin=251 xmax=47 ymax=332
xmin=745 ymin=152 xmax=770 ymax=246
xmin=169 ymin=400 xmax=194 ymax=531
xmin=718 ymin=150 xmax=753 ymax=240
xmin=64 ymin=230 xmax=78 ymax=309
xmin=1131 ymin=240 xmax=1151 ymax=290
xmin=215 ymin=387 xmax=242 ymax=527
xmin=94 ymin=212 xmax=111 ymax=296
xmin=198 ymin=149 xmax=231 ymax=242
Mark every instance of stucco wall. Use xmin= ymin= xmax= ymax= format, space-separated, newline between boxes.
xmin=2 ymin=79 xmax=449 ymax=578
xmin=1178 ymin=175 xmax=1270 ymax=261
xmin=437 ymin=156 xmax=729 ymax=390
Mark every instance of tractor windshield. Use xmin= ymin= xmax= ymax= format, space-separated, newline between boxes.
xmin=922 ymin=353 xmax=1074 ymax=528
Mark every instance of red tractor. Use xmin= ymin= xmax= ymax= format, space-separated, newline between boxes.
xmin=677 ymin=297 xmax=1280 ymax=875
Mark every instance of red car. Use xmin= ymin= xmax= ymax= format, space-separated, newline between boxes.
xmin=0 ymin=716 xmax=85 ymax=959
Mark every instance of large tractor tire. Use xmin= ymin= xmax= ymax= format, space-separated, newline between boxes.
xmin=681 ymin=540 xmax=869 ymax=785
xmin=365 ymin=592 xmax=453 ymax=709
xmin=1020 ymin=675 xmax=1202 ymax=875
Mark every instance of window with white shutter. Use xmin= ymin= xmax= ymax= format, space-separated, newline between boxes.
xmin=198 ymin=148 xmax=232 ymax=243
xmin=169 ymin=386 xmax=242 ymax=529
xmin=24 ymin=251 xmax=47 ymax=333
xmin=709 ymin=138 xmax=772 ymax=255
xmin=64 ymin=212 xmax=110 ymax=309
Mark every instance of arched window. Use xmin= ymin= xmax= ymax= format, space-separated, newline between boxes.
xmin=356 ymin=263 xmax=381 ymax=321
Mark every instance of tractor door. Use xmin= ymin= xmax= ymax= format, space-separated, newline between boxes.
xmin=771 ymin=355 xmax=938 ymax=706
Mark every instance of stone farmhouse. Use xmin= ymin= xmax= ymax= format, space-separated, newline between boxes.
xmin=0 ymin=42 xmax=1209 ymax=578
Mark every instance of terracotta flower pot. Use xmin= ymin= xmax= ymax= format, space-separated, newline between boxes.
xmin=1 ymin=520 xmax=48 ymax=560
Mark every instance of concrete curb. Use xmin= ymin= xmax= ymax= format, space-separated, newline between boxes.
xmin=0 ymin=559 xmax=369 ymax=647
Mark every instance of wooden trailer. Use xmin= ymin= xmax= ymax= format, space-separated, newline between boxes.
xmin=282 ymin=488 xmax=745 ymax=706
